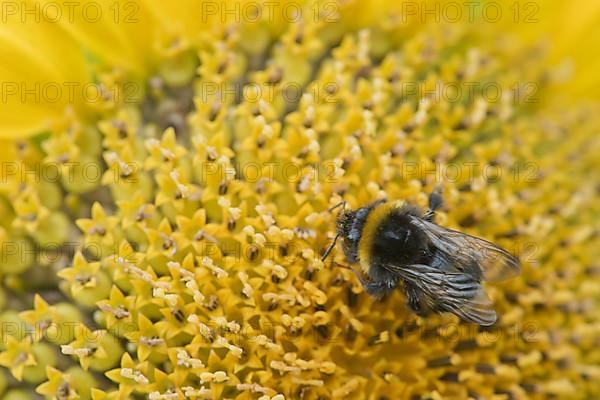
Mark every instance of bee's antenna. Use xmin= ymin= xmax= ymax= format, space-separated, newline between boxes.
xmin=321 ymin=233 xmax=340 ymax=262
xmin=328 ymin=200 xmax=346 ymax=213
xmin=321 ymin=201 xmax=346 ymax=262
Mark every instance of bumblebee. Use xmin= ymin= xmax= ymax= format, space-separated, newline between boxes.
xmin=322 ymin=192 xmax=521 ymax=326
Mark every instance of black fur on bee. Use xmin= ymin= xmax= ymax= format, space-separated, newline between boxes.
xmin=322 ymin=192 xmax=520 ymax=326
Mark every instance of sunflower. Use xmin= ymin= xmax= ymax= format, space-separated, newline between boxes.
xmin=0 ymin=0 xmax=599 ymax=399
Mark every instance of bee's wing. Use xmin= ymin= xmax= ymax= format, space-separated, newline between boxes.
xmin=390 ymin=263 xmax=497 ymax=326
xmin=409 ymin=216 xmax=521 ymax=282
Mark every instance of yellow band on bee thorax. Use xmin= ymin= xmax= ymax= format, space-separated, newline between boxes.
xmin=357 ymin=200 xmax=405 ymax=274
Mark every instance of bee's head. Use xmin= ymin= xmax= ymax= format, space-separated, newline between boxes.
xmin=335 ymin=209 xmax=355 ymax=239
xmin=322 ymin=199 xmax=386 ymax=263
xmin=321 ymin=201 xmax=349 ymax=262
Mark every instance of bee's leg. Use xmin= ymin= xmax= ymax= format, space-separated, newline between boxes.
xmin=335 ymin=262 xmax=368 ymax=285
xmin=404 ymin=282 xmax=427 ymax=316
xmin=424 ymin=187 xmax=444 ymax=222
xmin=363 ymin=280 xmax=396 ymax=300
xmin=336 ymin=262 xmax=396 ymax=299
